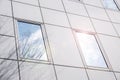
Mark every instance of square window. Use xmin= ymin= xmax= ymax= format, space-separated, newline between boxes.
xmin=17 ymin=21 xmax=48 ymax=61
xmin=102 ymin=0 xmax=119 ymax=10
xmin=76 ymin=32 xmax=107 ymax=68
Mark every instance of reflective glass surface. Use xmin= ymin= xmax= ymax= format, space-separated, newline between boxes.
xmin=76 ymin=33 xmax=107 ymax=68
xmin=103 ymin=0 xmax=118 ymax=10
xmin=18 ymin=21 xmax=48 ymax=60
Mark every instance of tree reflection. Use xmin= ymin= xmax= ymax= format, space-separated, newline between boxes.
xmin=18 ymin=22 xmax=48 ymax=61
xmin=0 ymin=47 xmax=19 ymax=80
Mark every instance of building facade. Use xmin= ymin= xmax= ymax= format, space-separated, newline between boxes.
xmin=0 ymin=0 xmax=120 ymax=80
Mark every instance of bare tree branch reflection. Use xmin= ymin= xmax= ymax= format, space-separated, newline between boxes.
xmin=0 ymin=16 xmax=54 ymax=80
xmin=19 ymin=26 xmax=47 ymax=60
xmin=0 ymin=47 xmax=19 ymax=80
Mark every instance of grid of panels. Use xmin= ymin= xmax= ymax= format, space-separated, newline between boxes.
xmin=0 ymin=0 xmax=120 ymax=80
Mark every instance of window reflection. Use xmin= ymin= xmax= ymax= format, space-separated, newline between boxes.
xmin=18 ymin=21 xmax=48 ymax=61
xmin=76 ymin=33 xmax=107 ymax=68
xmin=103 ymin=0 xmax=118 ymax=10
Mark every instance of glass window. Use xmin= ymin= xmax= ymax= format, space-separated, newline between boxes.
xmin=17 ymin=21 xmax=48 ymax=61
xmin=76 ymin=32 xmax=107 ymax=68
xmin=102 ymin=0 xmax=119 ymax=10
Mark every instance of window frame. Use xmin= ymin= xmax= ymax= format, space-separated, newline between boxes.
xmin=14 ymin=19 xmax=52 ymax=63
xmin=73 ymin=30 xmax=112 ymax=70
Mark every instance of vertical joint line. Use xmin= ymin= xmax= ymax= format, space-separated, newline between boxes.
xmin=10 ymin=0 xmax=21 ymax=80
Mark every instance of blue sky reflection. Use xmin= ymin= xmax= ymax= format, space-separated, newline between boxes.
xmin=103 ymin=0 xmax=118 ymax=10
xmin=18 ymin=22 xmax=47 ymax=60
xmin=76 ymin=33 xmax=107 ymax=68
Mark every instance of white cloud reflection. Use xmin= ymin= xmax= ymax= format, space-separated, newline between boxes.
xmin=18 ymin=22 xmax=47 ymax=61
xmin=76 ymin=33 xmax=107 ymax=68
